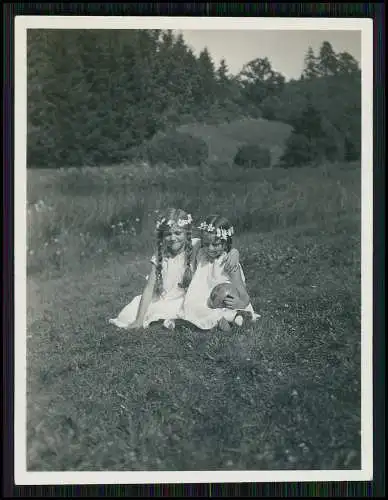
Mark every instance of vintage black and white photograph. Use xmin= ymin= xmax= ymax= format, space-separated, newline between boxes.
xmin=15 ymin=16 xmax=373 ymax=484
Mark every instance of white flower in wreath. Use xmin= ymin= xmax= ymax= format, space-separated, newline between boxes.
xmin=156 ymin=217 xmax=166 ymax=229
xmin=177 ymin=215 xmax=192 ymax=227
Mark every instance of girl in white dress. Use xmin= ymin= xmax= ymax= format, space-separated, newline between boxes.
xmin=109 ymin=208 xmax=240 ymax=330
xmin=180 ymin=215 xmax=260 ymax=332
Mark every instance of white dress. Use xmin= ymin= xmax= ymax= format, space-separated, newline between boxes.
xmin=109 ymin=250 xmax=190 ymax=329
xmin=180 ymin=249 xmax=260 ymax=330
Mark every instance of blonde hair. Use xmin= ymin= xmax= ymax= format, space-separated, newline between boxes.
xmin=154 ymin=208 xmax=193 ymax=297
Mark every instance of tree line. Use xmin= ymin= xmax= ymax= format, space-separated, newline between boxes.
xmin=27 ymin=30 xmax=361 ymax=167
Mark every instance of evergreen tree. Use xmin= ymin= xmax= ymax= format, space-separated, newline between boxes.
xmin=27 ymin=29 xmax=362 ymax=168
xmin=317 ymin=41 xmax=339 ymax=77
xmin=216 ymin=58 xmax=229 ymax=82
xmin=194 ymin=47 xmax=216 ymax=109
xmin=302 ymin=46 xmax=319 ymax=79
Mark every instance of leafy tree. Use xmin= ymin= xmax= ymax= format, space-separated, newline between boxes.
xmin=337 ymin=51 xmax=360 ymax=75
xmin=26 ymin=29 xmax=361 ymax=168
xmin=238 ymin=57 xmax=285 ymax=106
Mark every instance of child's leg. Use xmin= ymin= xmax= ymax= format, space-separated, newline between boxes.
xmin=217 ymin=317 xmax=232 ymax=332
xmin=222 ymin=309 xmax=238 ymax=323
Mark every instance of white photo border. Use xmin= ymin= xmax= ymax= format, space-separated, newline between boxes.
xmin=14 ymin=15 xmax=374 ymax=485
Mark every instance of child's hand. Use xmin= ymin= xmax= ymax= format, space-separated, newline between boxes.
xmin=222 ymin=248 xmax=240 ymax=273
xmin=223 ymin=294 xmax=246 ymax=310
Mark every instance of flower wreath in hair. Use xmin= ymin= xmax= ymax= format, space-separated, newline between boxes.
xmin=198 ymin=221 xmax=234 ymax=241
xmin=156 ymin=213 xmax=193 ymax=230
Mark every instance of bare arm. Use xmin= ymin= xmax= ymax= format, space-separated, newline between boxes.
xmin=221 ymin=247 xmax=240 ymax=272
xmin=223 ymin=267 xmax=250 ymax=310
xmin=127 ymin=265 xmax=157 ymax=329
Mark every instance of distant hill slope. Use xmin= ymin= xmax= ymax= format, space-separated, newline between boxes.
xmin=177 ymin=118 xmax=293 ymax=165
xmin=137 ymin=117 xmax=293 ymax=167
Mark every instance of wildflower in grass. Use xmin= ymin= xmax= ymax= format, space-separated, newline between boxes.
xmin=34 ymin=199 xmax=46 ymax=213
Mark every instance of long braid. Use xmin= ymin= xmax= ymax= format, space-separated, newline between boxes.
xmin=225 ymin=236 xmax=232 ymax=253
xmin=155 ymin=228 xmax=164 ymax=297
xmin=179 ymin=226 xmax=193 ymax=289
xmin=154 ymin=207 xmax=193 ymax=296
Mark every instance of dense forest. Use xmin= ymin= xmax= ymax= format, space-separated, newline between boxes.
xmin=27 ymin=29 xmax=361 ymax=168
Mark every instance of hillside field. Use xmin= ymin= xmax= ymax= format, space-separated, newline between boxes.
xmin=131 ymin=117 xmax=293 ymax=167
xmin=25 ymin=158 xmax=361 ymax=471
xmin=178 ymin=118 xmax=293 ymax=165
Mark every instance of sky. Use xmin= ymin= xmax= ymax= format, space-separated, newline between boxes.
xmin=176 ymin=30 xmax=361 ymax=81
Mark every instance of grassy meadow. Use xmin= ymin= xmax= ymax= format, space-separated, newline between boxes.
xmin=26 ymin=159 xmax=361 ymax=471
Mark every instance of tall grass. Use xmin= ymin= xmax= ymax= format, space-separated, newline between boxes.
xmin=27 ymin=161 xmax=360 ymax=278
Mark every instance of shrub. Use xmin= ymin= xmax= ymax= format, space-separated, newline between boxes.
xmin=142 ymin=131 xmax=209 ymax=168
xmin=279 ymin=126 xmax=346 ymax=168
xmin=233 ymin=144 xmax=272 ymax=169
xmin=278 ymin=133 xmax=315 ymax=167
